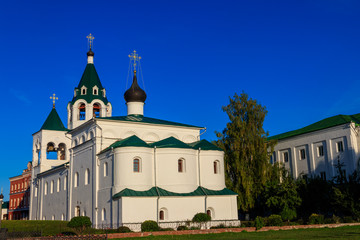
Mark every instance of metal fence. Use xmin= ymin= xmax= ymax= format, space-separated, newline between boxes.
xmin=94 ymin=219 xmax=241 ymax=232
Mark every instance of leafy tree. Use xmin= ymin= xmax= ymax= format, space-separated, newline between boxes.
xmin=263 ymin=170 xmax=301 ymax=221
xmin=215 ymin=92 xmax=277 ymax=212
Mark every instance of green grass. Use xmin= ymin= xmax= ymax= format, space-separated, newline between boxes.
xmin=1 ymin=220 xmax=73 ymax=236
xmin=116 ymin=225 xmax=360 ymax=240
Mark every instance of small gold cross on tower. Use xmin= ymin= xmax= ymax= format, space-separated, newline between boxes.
xmin=128 ymin=50 xmax=141 ymax=72
xmin=50 ymin=93 xmax=58 ymax=108
xmin=87 ymin=33 xmax=95 ymax=50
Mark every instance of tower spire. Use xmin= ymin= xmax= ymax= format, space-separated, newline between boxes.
xmin=86 ymin=34 xmax=95 ymax=64
xmin=50 ymin=93 xmax=58 ymax=109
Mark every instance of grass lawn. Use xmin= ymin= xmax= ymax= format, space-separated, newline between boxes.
xmin=116 ymin=226 xmax=360 ymax=240
xmin=1 ymin=220 xmax=73 ymax=236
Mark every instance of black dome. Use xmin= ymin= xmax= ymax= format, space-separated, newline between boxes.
xmin=124 ymin=72 xmax=147 ymax=103
xmin=87 ymin=49 xmax=94 ymax=57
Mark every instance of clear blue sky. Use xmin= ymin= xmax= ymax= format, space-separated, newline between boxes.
xmin=0 ymin=0 xmax=359 ymax=200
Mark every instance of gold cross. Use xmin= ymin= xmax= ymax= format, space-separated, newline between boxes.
xmin=87 ymin=33 xmax=95 ymax=49
xmin=128 ymin=50 xmax=141 ymax=72
xmin=50 ymin=93 xmax=58 ymax=108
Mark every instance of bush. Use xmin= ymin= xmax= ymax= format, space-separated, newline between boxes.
xmin=308 ymin=214 xmax=324 ymax=225
xmin=254 ymin=216 xmax=265 ymax=230
xmin=177 ymin=226 xmax=188 ymax=231
xmin=141 ymin=220 xmax=159 ymax=232
xmin=67 ymin=216 xmax=92 ymax=235
xmin=241 ymin=221 xmax=254 ymax=227
xmin=267 ymin=215 xmax=283 ymax=226
xmin=117 ymin=226 xmax=131 ymax=233
xmin=342 ymin=216 xmax=355 ymax=223
xmin=159 ymin=227 xmax=174 ymax=231
xmin=189 ymin=227 xmax=200 ymax=230
xmin=192 ymin=213 xmax=211 ymax=223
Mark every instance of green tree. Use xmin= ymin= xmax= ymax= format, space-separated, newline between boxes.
xmin=67 ymin=216 xmax=92 ymax=235
xmin=216 ymin=92 xmax=276 ymax=212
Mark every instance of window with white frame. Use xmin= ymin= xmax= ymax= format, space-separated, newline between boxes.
xmin=283 ymin=152 xmax=289 ymax=163
xmin=104 ymin=162 xmax=108 ymax=177
xmin=318 ymin=145 xmax=324 ymax=157
xmin=213 ymin=160 xmax=220 ymax=174
xmin=299 ymin=149 xmax=306 ymax=160
xmin=178 ymin=159 xmax=185 ymax=173
xmin=85 ymin=169 xmax=90 ymax=185
xmin=44 ymin=182 xmax=48 ymax=195
xmin=337 ymin=141 xmax=344 ymax=152
xmin=57 ymin=178 xmax=61 ymax=192
xmin=74 ymin=172 xmax=79 ymax=187
xmin=50 ymin=180 xmax=54 ymax=194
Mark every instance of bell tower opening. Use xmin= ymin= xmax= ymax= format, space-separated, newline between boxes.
xmin=93 ymin=103 xmax=101 ymax=118
xmin=79 ymin=103 xmax=86 ymax=120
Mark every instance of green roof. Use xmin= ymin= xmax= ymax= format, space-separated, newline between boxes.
xmin=100 ymin=135 xmax=151 ymax=153
xmin=2 ymin=201 xmax=9 ymax=209
xmin=113 ymin=186 xmax=237 ymax=199
xmin=71 ymin=64 xmax=109 ymax=104
xmin=268 ymin=113 xmax=360 ymax=141
xmin=149 ymin=137 xmax=193 ymax=149
xmin=40 ymin=108 xmax=68 ymax=131
xmin=188 ymin=139 xmax=223 ymax=151
xmin=98 ymin=115 xmax=203 ymax=129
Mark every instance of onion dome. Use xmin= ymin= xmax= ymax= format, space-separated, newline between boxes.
xmin=87 ymin=49 xmax=94 ymax=57
xmin=124 ymin=71 xmax=147 ymax=103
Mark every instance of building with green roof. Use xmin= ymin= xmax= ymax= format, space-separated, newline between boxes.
xmin=269 ymin=113 xmax=360 ymax=180
xmin=30 ymin=42 xmax=238 ymax=230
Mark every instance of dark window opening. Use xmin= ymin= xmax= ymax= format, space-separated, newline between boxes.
xmin=283 ymin=152 xmax=289 ymax=163
xmin=159 ymin=210 xmax=164 ymax=220
xmin=79 ymin=103 xmax=86 ymax=120
xmin=133 ymin=159 xmax=140 ymax=172
xmin=93 ymin=103 xmax=101 ymax=118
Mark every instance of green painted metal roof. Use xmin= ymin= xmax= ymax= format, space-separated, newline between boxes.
xmin=71 ymin=64 xmax=109 ymax=104
xmin=100 ymin=135 xmax=151 ymax=154
xmin=268 ymin=113 xmax=360 ymax=141
xmin=98 ymin=114 xmax=203 ymax=129
xmin=2 ymin=201 xmax=9 ymax=209
xmin=149 ymin=136 xmax=193 ymax=149
xmin=40 ymin=108 xmax=68 ymax=131
xmin=112 ymin=186 xmax=237 ymax=199
xmin=189 ymin=139 xmax=223 ymax=151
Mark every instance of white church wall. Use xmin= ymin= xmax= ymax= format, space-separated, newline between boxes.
xmin=99 ymin=154 xmax=113 ymax=190
xmin=273 ymin=124 xmax=357 ymax=180
xmin=113 ymin=147 xmax=153 ymax=192
xmin=206 ymin=196 xmax=238 ymax=220
xmin=71 ymin=140 xmax=94 ymax=221
xmin=121 ymin=197 xmax=158 ymax=223
xmin=97 ymin=187 xmax=113 ymax=227
xmin=198 ymin=150 xmax=225 ymax=190
xmin=158 ymin=197 xmax=204 ymax=222
xmin=156 ymin=148 xmax=198 ymax=193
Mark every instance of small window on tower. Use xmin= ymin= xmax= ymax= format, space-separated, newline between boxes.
xmin=93 ymin=103 xmax=101 ymax=118
xmin=133 ymin=159 xmax=140 ymax=172
xmin=79 ymin=103 xmax=86 ymax=120
xmin=46 ymin=143 xmax=57 ymax=160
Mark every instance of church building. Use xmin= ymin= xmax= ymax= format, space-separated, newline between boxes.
xmin=29 ymin=36 xmax=239 ymax=229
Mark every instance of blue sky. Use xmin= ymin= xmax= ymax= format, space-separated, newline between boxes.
xmin=0 ymin=0 xmax=360 ymax=200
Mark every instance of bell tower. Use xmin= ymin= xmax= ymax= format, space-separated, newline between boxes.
xmin=67 ymin=34 xmax=112 ymax=129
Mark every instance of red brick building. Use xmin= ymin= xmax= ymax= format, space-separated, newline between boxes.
xmin=9 ymin=162 xmax=32 ymax=220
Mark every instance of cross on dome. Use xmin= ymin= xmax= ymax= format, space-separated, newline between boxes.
xmin=87 ymin=33 xmax=95 ymax=50
xmin=50 ymin=93 xmax=58 ymax=108
xmin=128 ymin=50 xmax=141 ymax=72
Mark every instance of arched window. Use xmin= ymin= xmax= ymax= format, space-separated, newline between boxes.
xmin=11 ymin=185 xmax=13 ymax=193
xmin=61 ymin=214 xmax=65 ymax=221
xmin=159 ymin=210 xmax=164 ymax=220
xmin=57 ymin=178 xmax=61 ymax=192
xmin=102 ymin=208 xmax=106 ymax=221
xmin=104 ymin=162 xmax=108 ymax=177
xmin=44 ymin=182 xmax=48 ymax=195
xmin=79 ymin=103 xmax=86 ymax=120
xmin=85 ymin=169 xmax=90 ymax=185
xmin=50 ymin=180 xmax=54 ymax=194
xmin=46 ymin=143 xmax=57 ymax=160
xmin=58 ymin=143 xmax=66 ymax=160
xmin=178 ymin=159 xmax=185 ymax=173
xmin=64 ymin=176 xmax=67 ymax=190
xmin=82 ymin=210 xmax=86 ymax=216
xmin=93 ymin=103 xmax=101 ymax=118
xmin=207 ymin=209 xmax=211 ymax=217
xmin=214 ymin=160 xmax=220 ymax=174
xmin=52 ymin=215 xmax=55 ymax=220
xmin=133 ymin=159 xmax=140 ymax=172
xmin=75 ymin=206 xmax=80 ymax=217
xmin=74 ymin=172 xmax=79 ymax=187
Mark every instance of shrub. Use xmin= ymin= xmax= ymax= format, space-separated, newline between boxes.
xmin=117 ymin=226 xmax=131 ymax=233
xmin=159 ymin=227 xmax=173 ymax=231
xmin=67 ymin=216 xmax=92 ymax=235
xmin=177 ymin=226 xmax=188 ymax=231
xmin=192 ymin=213 xmax=211 ymax=223
xmin=210 ymin=224 xmax=226 ymax=229
xmin=342 ymin=216 xmax=355 ymax=223
xmin=308 ymin=214 xmax=324 ymax=225
xmin=241 ymin=221 xmax=254 ymax=227
xmin=141 ymin=220 xmax=159 ymax=232
xmin=267 ymin=215 xmax=283 ymax=226
xmin=254 ymin=216 xmax=265 ymax=230
xmin=189 ymin=227 xmax=200 ymax=230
